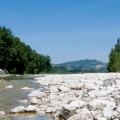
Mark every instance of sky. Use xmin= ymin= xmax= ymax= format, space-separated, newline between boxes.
xmin=0 ymin=0 xmax=120 ymax=63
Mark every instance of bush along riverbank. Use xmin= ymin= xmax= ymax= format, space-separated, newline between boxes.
xmin=9 ymin=73 xmax=120 ymax=120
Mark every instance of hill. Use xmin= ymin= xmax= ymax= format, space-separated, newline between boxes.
xmin=54 ymin=59 xmax=107 ymax=73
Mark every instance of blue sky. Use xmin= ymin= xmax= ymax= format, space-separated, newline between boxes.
xmin=0 ymin=0 xmax=120 ymax=63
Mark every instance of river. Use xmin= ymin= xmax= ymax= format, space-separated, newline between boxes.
xmin=0 ymin=76 xmax=52 ymax=120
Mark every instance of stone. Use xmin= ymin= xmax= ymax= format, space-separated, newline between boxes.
xmin=70 ymin=83 xmax=84 ymax=90
xmin=88 ymin=90 xmax=98 ymax=99
xmin=92 ymin=110 xmax=103 ymax=119
xmin=29 ymin=97 xmax=39 ymax=105
xmin=84 ymin=83 xmax=97 ymax=91
xmin=5 ymin=85 xmax=13 ymax=89
xmin=25 ymin=105 xmax=37 ymax=112
xmin=67 ymin=108 xmax=93 ymax=120
xmin=21 ymin=87 xmax=34 ymax=90
xmin=103 ymin=107 xmax=113 ymax=119
xmin=88 ymin=99 xmax=107 ymax=111
xmin=28 ymin=90 xmax=47 ymax=98
xmin=50 ymin=86 xmax=59 ymax=93
xmin=58 ymin=86 xmax=70 ymax=92
xmin=103 ymin=78 xmax=116 ymax=87
xmin=106 ymin=101 xmax=116 ymax=110
xmin=46 ymin=107 xmax=56 ymax=113
xmin=68 ymin=100 xmax=85 ymax=110
xmin=11 ymin=106 xmax=25 ymax=113
xmin=60 ymin=106 xmax=76 ymax=120
xmin=97 ymin=117 xmax=107 ymax=120
xmin=0 ymin=111 xmax=5 ymax=116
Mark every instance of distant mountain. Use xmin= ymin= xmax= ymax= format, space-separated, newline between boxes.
xmin=54 ymin=59 xmax=107 ymax=73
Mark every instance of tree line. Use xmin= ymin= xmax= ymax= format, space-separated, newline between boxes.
xmin=0 ymin=26 xmax=52 ymax=74
xmin=108 ymin=38 xmax=120 ymax=72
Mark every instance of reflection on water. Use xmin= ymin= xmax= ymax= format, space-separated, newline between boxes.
xmin=0 ymin=77 xmax=52 ymax=120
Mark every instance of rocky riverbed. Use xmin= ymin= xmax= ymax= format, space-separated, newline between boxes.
xmin=8 ymin=73 xmax=120 ymax=120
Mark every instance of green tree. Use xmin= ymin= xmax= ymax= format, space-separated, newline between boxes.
xmin=0 ymin=26 xmax=52 ymax=74
xmin=108 ymin=38 xmax=120 ymax=72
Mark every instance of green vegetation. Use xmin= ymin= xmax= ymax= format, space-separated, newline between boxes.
xmin=54 ymin=59 xmax=107 ymax=73
xmin=108 ymin=38 xmax=120 ymax=72
xmin=0 ymin=26 xmax=52 ymax=74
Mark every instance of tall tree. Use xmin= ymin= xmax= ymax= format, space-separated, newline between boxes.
xmin=108 ymin=38 xmax=120 ymax=72
xmin=0 ymin=26 xmax=52 ymax=74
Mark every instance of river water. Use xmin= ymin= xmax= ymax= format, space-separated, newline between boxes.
xmin=0 ymin=77 xmax=52 ymax=120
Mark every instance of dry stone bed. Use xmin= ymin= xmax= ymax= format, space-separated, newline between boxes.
xmin=11 ymin=73 xmax=120 ymax=120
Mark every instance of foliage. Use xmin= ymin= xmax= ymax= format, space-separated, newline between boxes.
xmin=0 ymin=26 xmax=52 ymax=74
xmin=108 ymin=38 xmax=120 ymax=72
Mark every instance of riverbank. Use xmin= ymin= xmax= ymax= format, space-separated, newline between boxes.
xmin=8 ymin=73 xmax=120 ymax=120
xmin=0 ymin=76 xmax=52 ymax=120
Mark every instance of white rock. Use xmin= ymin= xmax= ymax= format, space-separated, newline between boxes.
xmin=117 ymin=107 xmax=120 ymax=113
xmin=67 ymin=108 xmax=93 ymax=120
xmin=70 ymin=83 xmax=84 ymax=90
xmin=69 ymin=100 xmax=85 ymax=109
xmin=25 ymin=105 xmax=37 ymax=112
xmin=88 ymin=90 xmax=99 ymax=99
xmin=88 ymin=99 xmax=107 ymax=111
xmin=11 ymin=106 xmax=25 ymax=113
xmin=106 ymin=102 xmax=116 ymax=110
xmin=5 ymin=85 xmax=13 ymax=89
xmin=50 ymin=86 xmax=59 ymax=93
xmin=21 ymin=87 xmax=34 ymax=90
xmin=46 ymin=107 xmax=56 ymax=113
xmin=103 ymin=107 xmax=113 ymax=119
xmin=28 ymin=90 xmax=47 ymax=98
xmin=85 ymin=83 xmax=97 ymax=91
xmin=30 ymin=97 xmax=39 ymax=105
xmin=103 ymin=78 xmax=116 ymax=87
xmin=58 ymin=86 xmax=70 ymax=92
xmin=62 ymin=101 xmax=80 ymax=111
xmin=0 ymin=111 xmax=5 ymax=116
xmin=92 ymin=110 xmax=103 ymax=119
xmin=97 ymin=117 xmax=107 ymax=120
